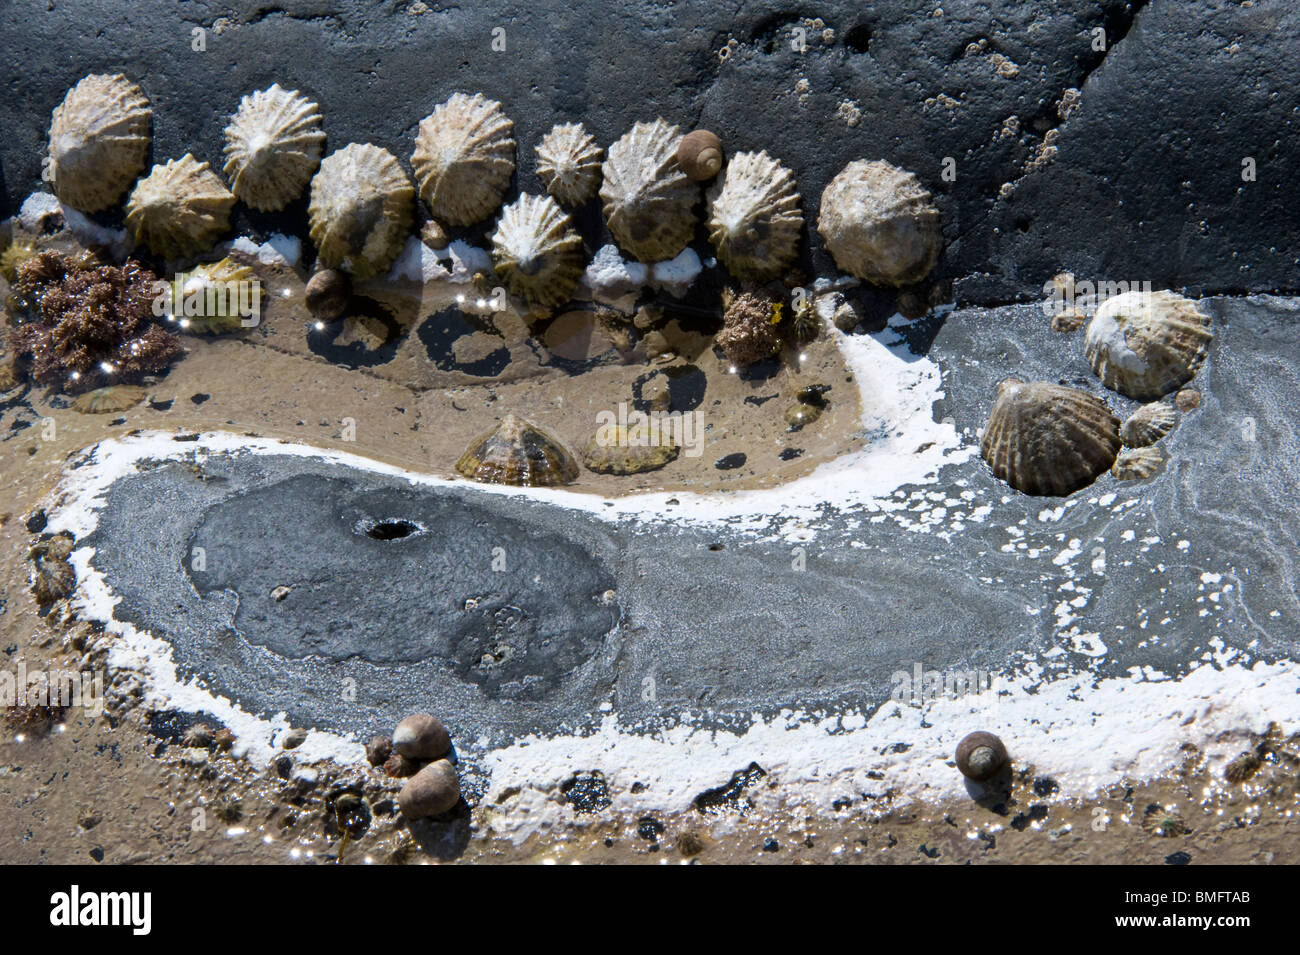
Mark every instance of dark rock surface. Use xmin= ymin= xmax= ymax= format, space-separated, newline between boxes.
xmin=82 ymin=296 xmax=1300 ymax=748
xmin=3 ymin=1 xmax=1297 ymax=303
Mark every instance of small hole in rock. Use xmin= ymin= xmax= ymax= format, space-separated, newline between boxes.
xmin=708 ymin=543 xmax=725 ymax=552
xmin=367 ymin=519 xmax=419 ymax=541
xmin=845 ymin=24 xmax=872 ymax=53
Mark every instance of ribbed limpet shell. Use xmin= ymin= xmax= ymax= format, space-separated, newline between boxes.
xmin=600 ymin=119 xmax=698 ymax=263
xmin=817 ymin=159 xmax=941 ymax=286
xmin=169 ymin=257 xmax=262 ymax=334
xmin=1113 ymin=446 xmax=1166 ymax=481
xmin=455 ymin=413 xmax=579 ymax=487
xmin=70 ymin=384 xmax=147 ymax=414
xmin=1085 ymin=290 xmax=1212 ymax=400
xmin=706 ymin=150 xmax=803 ymax=281
xmin=535 ymin=122 xmax=603 ymax=206
xmin=308 ymin=144 xmax=414 ymax=279
xmin=582 ymin=425 xmax=680 ymax=474
xmin=125 ymin=154 xmax=236 ymax=259
xmin=1120 ymin=401 xmax=1176 ymax=448
xmin=490 ymin=194 xmax=584 ymax=307
xmin=47 ymin=73 xmax=152 ymax=212
xmin=412 ymin=93 xmax=516 ymax=226
xmin=223 ymin=84 xmax=325 ymax=211
xmin=981 ymin=380 xmax=1121 ymax=496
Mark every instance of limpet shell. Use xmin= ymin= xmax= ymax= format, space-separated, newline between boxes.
xmin=582 ymin=424 xmax=680 ymax=474
xmin=125 ymin=154 xmax=235 ymax=259
xmin=168 ymin=257 xmax=262 ymax=334
xmin=222 ymin=84 xmax=325 ymax=211
xmin=308 ymin=144 xmax=414 ymax=279
xmin=455 ymin=413 xmax=579 ymax=487
xmin=600 ymin=119 xmax=698 ymax=263
xmin=817 ymin=159 xmax=941 ymax=286
xmin=535 ymin=122 xmax=603 ymax=206
xmin=1085 ymin=290 xmax=1212 ymax=400
xmin=1113 ymin=445 xmax=1166 ymax=481
xmin=981 ymin=380 xmax=1121 ymax=496
xmin=1120 ymin=401 xmax=1176 ymax=448
xmin=47 ymin=73 xmax=152 ymax=212
xmin=706 ymin=150 xmax=803 ymax=280
xmin=412 ymin=93 xmax=516 ymax=226
xmin=490 ymin=194 xmax=583 ymax=307
xmin=70 ymin=385 xmax=147 ymax=414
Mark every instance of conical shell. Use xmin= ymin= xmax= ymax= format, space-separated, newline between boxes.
xmin=583 ymin=425 xmax=679 ymax=474
xmin=1120 ymin=401 xmax=1177 ymax=448
xmin=222 ymin=84 xmax=325 ymax=211
xmin=169 ymin=257 xmax=262 ymax=334
xmin=599 ymin=119 xmax=698 ymax=263
xmin=981 ymin=380 xmax=1121 ymax=496
xmin=308 ymin=144 xmax=414 ymax=279
xmin=535 ymin=122 xmax=603 ymax=206
xmin=455 ymin=413 xmax=579 ymax=487
xmin=47 ymin=73 xmax=152 ymax=212
xmin=1084 ymin=290 xmax=1212 ymax=400
xmin=1113 ymin=446 xmax=1166 ymax=481
xmin=491 ymin=194 xmax=583 ymax=307
xmin=706 ymin=150 xmax=803 ymax=280
xmin=817 ymin=159 xmax=941 ymax=286
xmin=412 ymin=93 xmax=515 ymax=226
xmin=125 ymin=154 xmax=235 ymax=259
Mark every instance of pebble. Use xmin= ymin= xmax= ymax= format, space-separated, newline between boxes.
xmin=365 ymin=735 xmax=392 ymax=766
xmin=281 ymin=727 xmax=308 ymax=749
xmin=304 ymin=269 xmax=349 ymax=321
xmin=392 ymin=713 xmax=450 ymax=760
xmin=397 ymin=759 xmax=461 ymax=819
xmin=383 ymin=753 xmax=419 ymax=778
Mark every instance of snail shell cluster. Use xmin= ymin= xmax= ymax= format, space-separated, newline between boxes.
xmin=1120 ymin=401 xmax=1177 ymax=448
xmin=981 ymin=379 xmax=1121 ymax=496
xmin=47 ymin=73 xmax=152 ymax=212
xmin=818 ymin=159 xmax=941 ymax=286
xmin=307 ymin=144 xmax=414 ymax=279
xmin=706 ymin=150 xmax=803 ymax=280
xmin=125 ymin=154 xmax=235 ymax=259
xmin=1085 ymin=290 xmax=1212 ymax=400
xmin=455 ymin=413 xmax=579 ymax=487
xmin=535 ymin=122 xmax=603 ymax=206
xmin=600 ymin=119 xmax=698 ymax=263
xmin=222 ymin=84 xmax=325 ymax=211
xmin=412 ymin=92 xmax=516 ymax=226
xmin=490 ymin=194 xmax=584 ymax=307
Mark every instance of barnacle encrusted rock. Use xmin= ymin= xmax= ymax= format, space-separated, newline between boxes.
xmin=308 ymin=144 xmax=414 ymax=279
xmin=222 ymin=84 xmax=326 ymax=211
xmin=455 ymin=413 xmax=580 ymax=487
xmin=817 ymin=159 xmax=941 ymax=286
xmin=47 ymin=73 xmax=152 ymax=212
xmin=715 ymin=288 xmax=783 ymax=367
xmin=412 ymin=92 xmax=516 ymax=226
xmin=125 ymin=154 xmax=236 ymax=259
xmin=1085 ymin=290 xmax=1212 ymax=400
xmin=535 ymin=122 xmax=603 ymax=206
xmin=981 ymin=379 xmax=1121 ymax=496
xmin=600 ymin=119 xmax=698 ymax=263
xmin=706 ymin=150 xmax=803 ymax=280
xmin=490 ymin=194 xmax=584 ymax=307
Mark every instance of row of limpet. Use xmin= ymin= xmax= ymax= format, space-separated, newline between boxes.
xmin=45 ymin=74 xmax=944 ymax=297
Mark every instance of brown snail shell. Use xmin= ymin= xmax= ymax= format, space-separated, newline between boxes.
xmin=455 ymin=413 xmax=579 ymax=487
xmin=1120 ymin=401 xmax=1177 ymax=448
xmin=677 ymin=129 xmax=723 ymax=181
xmin=490 ymin=193 xmax=584 ymax=307
xmin=307 ymin=144 xmax=414 ymax=279
xmin=599 ymin=119 xmax=698 ymax=263
xmin=222 ymin=84 xmax=325 ymax=211
xmin=47 ymin=73 xmax=152 ymax=212
xmin=125 ymin=154 xmax=236 ymax=259
xmin=1113 ymin=446 xmax=1166 ymax=481
xmin=392 ymin=713 xmax=450 ymax=760
xmin=817 ymin=159 xmax=941 ymax=286
xmin=705 ymin=150 xmax=803 ymax=280
xmin=412 ymin=92 xmax=516 ymax=226
xmin=955 ymin=731 xmax=1008 ymax=782
xmin=535 ymin=122 xmax=603 ymax=206
xmin=981 ymin=380 xmax=1121 ymax=496
xmin=397 ymin=759 xmax=460 ymax=819
xmin=1084 ymin=290 xmax=1212 ymax=400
